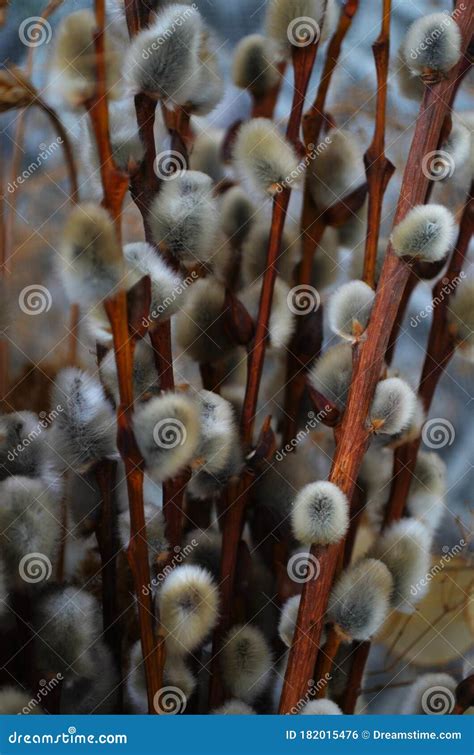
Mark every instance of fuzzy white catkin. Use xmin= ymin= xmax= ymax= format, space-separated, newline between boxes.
xmin=396 ymin=48 xmax=425 ymax=101
xmin=403 ymin=13 xmax=462 ymax=78
xmin=327 ymin=280 xmax=375 ymax=341
xmin=52 ymin=10 xmax=121 ymax=106
xmin=133 ymin=393 xmax=200 ymax=482
xmin=390 ymin=204 xmax=455 ymax=263
xmin=308 ymin=343 xmax=353 ymax=410
xmin=292 ymin=481 xmax=349 ymax=545
xmin=0 ymin=687 xmax=43 ymax=715
xmin=241 ymin=220 xmax=300 ymax=285
xmin=278 ymin=595 xmax=301 ymax=648
xmin=175 ymin=278 xmax=236 ymax=364
xmin=328 ymin=558 xmax=393 ymax=642
xmin=148 ymin=171 xmax=218 ymax=266
xmin=369 ymin=518 xmax=432 ymax=612
xmin=0 ymin=476 xmax=60 ymax=581
xmin=60 ymin=203 xmax=124 ymax=306
xmin=212 ymin=700 xmax=256 ymax=714
xmin=183 ymin=528 xmax=222 ymax=580
xmin=220 ymin=624 xmax=273 ymax=703
xmin=447 ymin=279 xmax=474 ymax=358
xmin=369 ymin=377 xmax=417 ymax=435
xmin=266 ymin=0 xmax=337 ymax=56
xmin=124 ymin=4 xmax=202 ymax=105
xmin=100 ymin=338 xmax=159 ymax=405
xmin=189 ymin=129 xmax=225 ymax=184
xmin=400 ymin=673 xmax=457 ymax=715
xmin=233 ymin=118 xmax=301 ymax=196
xmin=407 ymin=451 xmax=446 ymax=532
xmin=123 ymin=241 xmax=185 ymax=325
xmin=232 ymin=34 xmax=280 ymax=97
xmin=308 ymin=129 xmax=365 ymax=209
xmin=118 ymin=503 xmax=168 ymax=571
xmin=220 ymin=187 xmax=255 ymax=247
xmin=0 ymin=411 xmax=49 ymax=480
xmin=439 ymin=117 xmax=472 ymax=182
xmin=300 ymin=699 xmax=342 ymax=715
xmin=82 ymin=97 xmax=144 ymax=175
xmin=61 ymin=640 xmax=119 ymax=714
xmin=50 ymin=368 xmax=118 ymax=472
xmin=127 ymin=640 xmax=196 ymax=713
xmin=187 ymin=36 xmax=224 ymax=116
xmin=158 ymin=564 xmax=218 ymax=654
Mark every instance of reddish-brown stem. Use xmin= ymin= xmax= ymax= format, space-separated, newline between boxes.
xmin=362 ymin=0 xmax=395 ymax=288
xmin=251 ymin=61 xmax=287 ymax=119
xmin=279 ymin=5 xmax=474 ymax=713
xmin=340 ymin=640 xmax=370 ymax=713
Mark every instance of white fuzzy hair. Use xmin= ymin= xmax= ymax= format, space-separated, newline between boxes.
xmin=100 ymin=338 xmax=159 ymax=405
xmin=369 ymin=518 xmax=432 ymax=613
xmin=148 ymin=171 xmax=218 ymax=266
xmin=309 ymin=128 xmax=365 ymax=209
xmin=124 ymin=4 xmax=202 ymax=104
xmin=406 ymin=452 xmax=446 ymax=533
xmin=328 ymin=280 xmax=375 ymax=341
xmin=220 ymin=187 xmax=255 ymax=247
xmin=52 ymin=9 xmax=122 ymax=107
xmin=175 ymin=278 xmax=235 ymax=364
xmin=0 ymin=476 xmax=60 ymax=582
xmin=447 ymin=278 xmax=474 ymax=358
xmin=308 ymin=343 xmax=353 ymax=410
xmin=233 ymin=118 xmax=301 ymax=196
xmin=35 ymin=587 xmax=102 ymax=677
xmin=390 ymin=204 xmax=456 ymax=263
xmin=81 ymin=97 xmax=144 ymax=173
xmin=183 ymin=528 xmax=222 ymax=579
xmin=50 ymin=368 xmax=118 ymax=473
xmin=60 ymin=203 xmax=124 ymax=307
xmin=300 ymin=699 xmax=342 ymax=714
xmin=400 ymin=672 xmax=457 ymax=715
xmin=133 ymin=392 xmax=200 ymax=482
xmin=328 ymin=558 xmax=393 ymax=642
xmin=186 ymin=34 xmax=224 ymax=116
xmin=232 ymin=34 xmax=280 ymax=96
xmin=266 ymin=0 xmax=337 ymax=56
xmin=239 ymin=277 xmax=295 ymax=350
xmin=123 ymin=241 xmax=184 ymax=324
xmin=220 ymin=624 xmax=273 ymax=703
xmin=158 ymin=564 xmax=218 ymax=654
xmin=0 ymin=410 xmax=50 ymax=480
xmin=278 ymin=594 xmax=300 ymax=648
xmin=403 ymin=12 xmax=462 ymax=77
xmin=396 ymin=48 xmax=425 ymax=101
xmin=369 ymin=377 xmax=417 ymax=435
xmin=0 ymin=686 xmax=43 ymax=714
xmin=118 ymin=502 xmax=168 ymax=570
xmin=292 ymin=481 xmax=349 ymax=545
xmin=310 ymin=227 xmax=340 ymax=290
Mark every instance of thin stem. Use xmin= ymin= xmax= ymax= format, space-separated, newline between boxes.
xmin=279 ymin=5 xmax=474 ymax=713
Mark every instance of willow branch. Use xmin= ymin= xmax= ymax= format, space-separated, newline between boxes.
xmin=278 ymin=4 xmax=473 ymax=713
